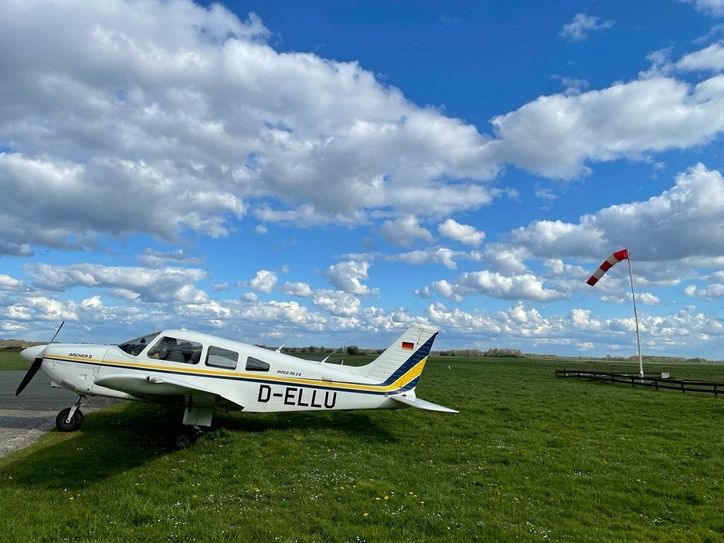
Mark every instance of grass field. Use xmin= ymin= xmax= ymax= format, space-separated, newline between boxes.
xmin=0 ymin=356 xmax=722 ymax=542
xmin=0 ymin=351 xmax=31 ymax=371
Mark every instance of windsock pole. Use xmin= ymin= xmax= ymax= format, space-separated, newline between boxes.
xmin=626 ymin=253 xmax=644 ymax=378
xmin=586 ymin=248 xmax=644 ymax=375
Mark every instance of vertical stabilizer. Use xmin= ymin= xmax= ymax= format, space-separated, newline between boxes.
xmin=344 ymin=324 xmax=438 ymax=390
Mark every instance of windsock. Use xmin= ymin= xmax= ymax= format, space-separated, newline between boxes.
xmin=586 ymin=249 xmax=629 ymax=286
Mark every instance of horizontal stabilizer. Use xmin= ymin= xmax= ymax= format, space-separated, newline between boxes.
xmin=390 ymin=394 xmax=458 ymax=413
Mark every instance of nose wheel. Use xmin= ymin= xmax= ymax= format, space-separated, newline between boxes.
xmin=56 ymin=397 xmax=85 ymax=432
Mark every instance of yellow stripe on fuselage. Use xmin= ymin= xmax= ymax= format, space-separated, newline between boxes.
xmin=47 ymin=354 xmax=428 ymax=393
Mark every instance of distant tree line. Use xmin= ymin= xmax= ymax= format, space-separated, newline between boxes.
xmin=256 ymin=345 xmax=527 ymax=358
xmin=256 ymin=344 xmax=384 ymax=356
xmin=624 ymin=354 xmax=709 ymax=364
xmin=435 ymin=348 xmax=525 ymax=358
xmin=0 ymin=340 xmax=45 ymax=351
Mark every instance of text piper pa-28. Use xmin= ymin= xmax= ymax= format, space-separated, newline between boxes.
xmin=17 ymin=323 xmax=456 ymax=446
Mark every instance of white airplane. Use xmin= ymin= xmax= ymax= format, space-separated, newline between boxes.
xmin=17 ymin=323 xmax=456 ymax=446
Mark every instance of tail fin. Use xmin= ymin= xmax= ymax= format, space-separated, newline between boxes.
xmin=345 ymin=324 xmax=438 ymax=391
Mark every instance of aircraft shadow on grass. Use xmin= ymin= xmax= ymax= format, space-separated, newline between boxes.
xmin=0 ymin=402 xmax=398 ymax=490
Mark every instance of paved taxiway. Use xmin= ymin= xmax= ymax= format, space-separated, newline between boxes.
xmin=0 ymin=371 xmax=116 ymax=458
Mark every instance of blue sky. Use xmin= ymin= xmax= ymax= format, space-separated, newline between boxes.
xmin=1 ymin=0 xmax=724 ymax=357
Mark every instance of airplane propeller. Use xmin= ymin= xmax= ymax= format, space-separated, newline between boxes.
xmin=15 ymin=320 xmax=64 ymax=396
xmin=48 ymin=320 xmax=65 ymax=344
xmin=15 ymin=357 xmax=43 ymax=396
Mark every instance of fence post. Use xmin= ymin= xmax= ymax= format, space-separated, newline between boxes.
xmin=681 ymin=381 xmax=685 ymax=394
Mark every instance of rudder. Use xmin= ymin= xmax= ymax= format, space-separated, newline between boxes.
xmin=346 ymin=324 xmax=438 ymax=390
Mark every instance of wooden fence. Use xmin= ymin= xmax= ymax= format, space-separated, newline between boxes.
xmin=555 ymin=369 xmax=722 ymax=396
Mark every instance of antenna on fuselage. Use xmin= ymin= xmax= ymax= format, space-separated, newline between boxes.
xmin=320 ymin=348 xmax=338 ymax=364
xmin=275 ymin=343 xmax=285 ymax=353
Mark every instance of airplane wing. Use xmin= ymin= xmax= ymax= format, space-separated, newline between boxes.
xmin=390 ymin=394 xmax=458 ymax=413
xmin=94 ymin=374 xmax=243 ymax=410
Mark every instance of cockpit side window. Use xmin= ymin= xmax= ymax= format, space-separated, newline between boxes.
xmin=118 ymin=332 xmax=160 ymax=356
xmin=206 ymin=346 xmax=238 ymax=369
xmin=148 ymin=336 xmax=203 ymax=364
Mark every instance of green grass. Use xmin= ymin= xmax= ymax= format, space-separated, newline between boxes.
xmin=0 ymin=351 xmax=29 ymax=371
xmin=0 ymin=357 xmax=722 ymax=542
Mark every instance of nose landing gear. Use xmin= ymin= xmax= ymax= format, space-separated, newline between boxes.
xmin=56 ymin=396 xmax=85 ymax=432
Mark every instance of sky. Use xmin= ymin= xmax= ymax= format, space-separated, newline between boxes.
xmin=1 ymin=0 xmax=724 ymax=357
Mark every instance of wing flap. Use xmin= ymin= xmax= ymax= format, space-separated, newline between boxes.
xmin=390 ymin=394 xmax=458 ymax=413
xmin=95 ymin=374 xmax=243 ymax=409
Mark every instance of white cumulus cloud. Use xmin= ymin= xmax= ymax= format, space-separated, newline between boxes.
xmin=312 ymin=290 xmax=361 ymax=317
xmin=490 ymin=79 xmax=724 ymax=179
xmin=677 ymin=41 xmax=724 ymax=72
xmin=24 ymin=262 xmax=206 ymax=303
xmin=504 ymin=164 xmax=724 ymax=266
xmin=380 ymin=216 xmax=434 ymax=247
xmin=559 ymin=13 xmax=614 ymax=41
xmin=249 ymin=269 xmax=278 ymax=293
xmin=326 ymin=261 xmax=372 ymax=295
xmin=0 ymin=274 xmax=23 ymax=291
xmin=390 ymin=248 xmax=459 ymax=270
xmin=438 ymin=219 xmax=485 ymax=246
xmin=683 ymin=0 xmax=724 ymax=17
xmin=283 ymin=281 xmax=313 ymax=297
xmin=429 ymin=270 xmax=566 ymax=302
xmin=0 ymin=0 xmax=501 ymax=254
xmin=684 ymin=271 xmax=724 ymax=297
xmin=3 ymin=0 xmax=724 ymax=259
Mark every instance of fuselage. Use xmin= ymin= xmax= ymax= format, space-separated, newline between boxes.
xmin=29 ymin=329 xmax=420 ymax=413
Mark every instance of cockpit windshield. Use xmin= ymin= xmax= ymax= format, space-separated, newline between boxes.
xmin=118 ymin=332 xmax=160 ymax=356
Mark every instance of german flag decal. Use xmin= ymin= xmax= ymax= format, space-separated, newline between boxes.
xmin=401 ymin=341 xmax=414 ymax=350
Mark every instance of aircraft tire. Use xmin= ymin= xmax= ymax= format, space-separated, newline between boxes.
xmin=173 ymin=432 xmax=194 ymax=449
xmin=56 ymin=408 xmax=84 ymax=432
xmin=173 ymin=428 xmax=196 ymax=449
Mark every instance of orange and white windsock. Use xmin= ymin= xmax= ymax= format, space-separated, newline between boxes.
xmin=586 ymin=249 xmax=629 ymax=286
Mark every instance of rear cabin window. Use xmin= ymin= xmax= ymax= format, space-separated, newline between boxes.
xmin=246 ymin=356 xmax=270 ymax=371
xmin=147 ymin=337 xmax=202 ymax=365
xmin=206 ymin=346 xmax=238 ymax=369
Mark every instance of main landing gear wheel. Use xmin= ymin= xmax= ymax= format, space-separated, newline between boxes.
xmin=174 ymin=432 xmax=192 ymax=449
xmin=56 ymin=407 xmax=84 ymax=432
xmin=173 ymin=427 xmax=200 ymax=449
